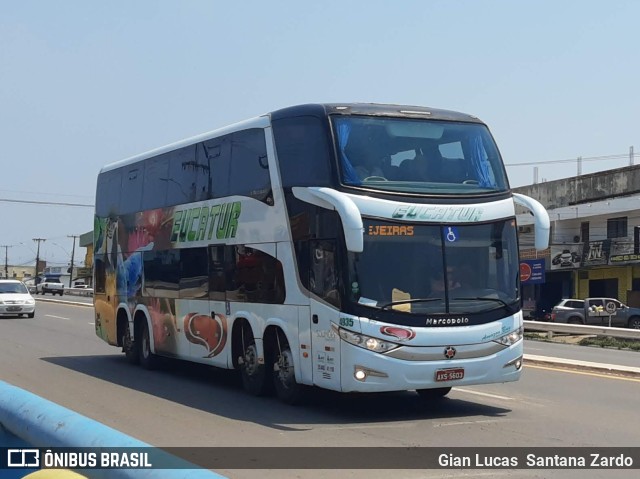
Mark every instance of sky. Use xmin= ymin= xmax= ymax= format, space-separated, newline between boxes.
xmin=1 ymin=1 xmax=639 ymax=268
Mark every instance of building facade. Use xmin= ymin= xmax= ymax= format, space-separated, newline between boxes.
xmin=515 ymin=164 xmax=640 ymax=316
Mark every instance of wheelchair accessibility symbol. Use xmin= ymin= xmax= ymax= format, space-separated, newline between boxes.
xmin=444 ymin=226 xmax=459 ymax=242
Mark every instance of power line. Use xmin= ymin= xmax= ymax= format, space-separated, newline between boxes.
xmin=505 ymin=153 xmax=637 ymax=167
xmin=0 ymin=188 xmax=93 ymax=199
xmin=0 ymin=198 xmax=93 ymax=207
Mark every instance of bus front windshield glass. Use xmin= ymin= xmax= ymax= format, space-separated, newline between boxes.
xmin=348 ymin=219 xmax=519 ymax=316
xmin=334 ymin=116 xmax=509 ymax=194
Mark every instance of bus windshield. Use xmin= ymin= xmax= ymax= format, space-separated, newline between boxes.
xmin=348 ymin=219 xmax=519 ymax=316
xmin=334 ymin=116 xmax=509 ymax=194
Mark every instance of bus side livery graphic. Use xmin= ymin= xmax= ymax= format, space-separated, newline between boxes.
xmin=171 ymin=201 xmax=242 ymax=243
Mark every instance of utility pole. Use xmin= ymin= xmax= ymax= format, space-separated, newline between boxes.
xmin=1 ymin=245 xmax=9 ymax=278
xmin=67 ymin=234 xmax=79 ymax=287
xmin=33 ymin=238 xmax=46 ymax=277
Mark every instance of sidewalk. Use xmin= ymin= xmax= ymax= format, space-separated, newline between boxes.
xmin=524 ymin=338 xmax=640 ymax=377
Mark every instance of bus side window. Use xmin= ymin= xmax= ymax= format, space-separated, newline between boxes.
xmin=230 ymin=129 xmax=272 ymax=203
xmin=309 ymin=240 xmax=341 ymax=308
xmin=94 ymin=254 xmax=106 ymax=294
xmin=166 ymin=145 xmax=198 ymax=206
xmin=204 ymin=135 xmax=232 ymax=199
xmin=179 ymin=247 xmax=208 ymax=299
xmin=208 ymin=245 xmax=227 ymax=301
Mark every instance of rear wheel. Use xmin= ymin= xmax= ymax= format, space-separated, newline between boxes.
xmin=138 ymin=320 xmax=158 ymax=369
xmin=416 ymin=387 xmax=452 ymax=400
xmin=628 ymin=317 xmax=640 ymax=329
xmin=239 ymin=325 xmax=268 ymax=396
xmin=273 ymin=332 xmax=304 ymax=405
xmin=121 ymin=322 xmax=139 ymax=364
xmin=568 ymin=316 xmax=583 ymax=324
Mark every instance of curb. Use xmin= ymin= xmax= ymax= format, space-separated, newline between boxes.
xmin=0 ymin=381 xmax=226 ymax=479
xmin=35 ymin=298 xmax=93 ymax=307
xmin=524 ymin=354 xmax=640 ymax=378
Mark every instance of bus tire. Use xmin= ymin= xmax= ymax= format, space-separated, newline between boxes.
xmin=416 ymin=387 xmax=451 ymax=400
xmin=273 ymin=333 xmax=304 ymax=405
xmin=121 ymin=322 xmax=139 ymax=365
xmin=138 ymin=320 xmax=158 ymax=370
xmin=239 ymin=328 xmax=268 ymax=396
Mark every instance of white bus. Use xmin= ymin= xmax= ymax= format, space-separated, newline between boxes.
xmin=94 ymin=103 xmax=549 ymax=404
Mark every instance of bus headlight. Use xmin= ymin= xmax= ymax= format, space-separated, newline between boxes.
xmin=336 ymin=326 xmax=399 ymax=353
xmin=493 ymin=326 xmax=523 ymax=346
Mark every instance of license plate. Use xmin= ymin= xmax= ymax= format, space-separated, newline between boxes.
xmin=7 ymin=306 xmax=22 ymax=312
xmin=435 ymin=368 xmax=464 ymax=382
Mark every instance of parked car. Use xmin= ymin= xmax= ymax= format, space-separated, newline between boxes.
xmin=35 ymin=276 xmax=65 ymax=296
xmin=0 ymin=279 xmax=36 ymax=318
xmin=550 ymin=297 xmax=640 ymax=329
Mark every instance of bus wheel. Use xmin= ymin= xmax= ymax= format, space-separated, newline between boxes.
xmin=416 ymin=387 xmax=451 ymax=400
xmin=121 ymin=322 xmax=139 ymax=365
xmin=240 ymin=329 xmax=268 ymax=396
xmin=273 ymin=334 xmax=304 ymax=405
xmin=138 ymin=320 xmax=158 ymax=370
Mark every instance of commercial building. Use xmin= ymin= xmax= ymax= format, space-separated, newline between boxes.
xmin=515 ymin=164 xmax=640 ymax=316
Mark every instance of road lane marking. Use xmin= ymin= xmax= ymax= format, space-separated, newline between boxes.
xmin=526 ymin=364 xmax=640 ymax=383
xmin=453 ymin=388 xmax=513 ymax=401
xmin=88 ymin=322 xmax=95 ymax=325
xmin=434 ymin=419 xmax=500 ymax=427
xmin=45 ymin=314 xmax=70 ymax=320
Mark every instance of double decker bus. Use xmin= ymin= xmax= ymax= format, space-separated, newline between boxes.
xmin=94 ymin=103 xmax=549 ymax=404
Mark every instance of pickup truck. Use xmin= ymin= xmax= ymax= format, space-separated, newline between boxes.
xmin=36 ymin=277 xmax=65 ymax=296
xmin=551 ymin=297 xmax=640 ymax=329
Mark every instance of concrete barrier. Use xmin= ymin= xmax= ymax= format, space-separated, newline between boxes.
xmin=0 ymin=381 xmax=226 ymax=479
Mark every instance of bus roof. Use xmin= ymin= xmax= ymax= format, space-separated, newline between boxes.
xmin=270 ymin=103 xmax=485 ymax=124
xmin=99 ymin=103 xmax=484 ymax=174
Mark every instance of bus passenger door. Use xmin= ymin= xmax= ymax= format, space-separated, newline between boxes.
xmin=308 ymin=240 xmax=342 ymax=391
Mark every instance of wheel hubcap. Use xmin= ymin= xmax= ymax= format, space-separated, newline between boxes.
xmin=244 ymin=345 xmax=259 ymax=376
xmin=276 ymin=349 xmax=295 ymax=388
xmin=142 ymin=329 xmax=150 ymax=358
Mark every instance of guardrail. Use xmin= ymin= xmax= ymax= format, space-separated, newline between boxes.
xmin=523 ymin=319 xmax=640 ymax=340
xmin=64 ymin=287 xmax=94 ymax=297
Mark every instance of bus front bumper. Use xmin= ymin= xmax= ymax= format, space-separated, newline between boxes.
xmin=339 ymin=340 xmax=523 ymax=393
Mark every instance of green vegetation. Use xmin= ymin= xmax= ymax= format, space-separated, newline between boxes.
xmin=525 ymin=331 xmax=640 ymax=351
xmin=578 ymin=336 xmax=640 ymax=351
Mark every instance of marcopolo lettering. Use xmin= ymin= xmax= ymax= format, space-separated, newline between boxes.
xmin=392 ymin=205 xmax=483 ymax=222
xmin=171 ymin=201 xmax=241 ymax=243
xmin=426 ymin=317 xmax=470 ymax=326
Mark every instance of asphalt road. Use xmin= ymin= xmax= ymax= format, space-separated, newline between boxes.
xmin=1 ymin=301 xmax=639 ymax=479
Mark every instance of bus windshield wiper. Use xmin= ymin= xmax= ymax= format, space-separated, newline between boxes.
xmin=378 ymin=298 xmax=442 ymax=311
xmin=452 ymin=296 xmax=510 ymax=308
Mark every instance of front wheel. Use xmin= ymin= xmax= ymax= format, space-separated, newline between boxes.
xmin=628 ymin=317 xmax=640 ymax=329
xmin=416 ymin=387 xmax=452 ymax=400
xmin=273 ymin=335 xmax=304 ymax=405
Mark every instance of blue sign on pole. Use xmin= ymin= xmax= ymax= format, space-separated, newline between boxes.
xmin=520 ymin=259 xmax=545 ymax=284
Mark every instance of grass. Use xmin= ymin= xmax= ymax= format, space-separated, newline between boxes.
xmin=578 ymin=336 xmax=640 ymax=351
xmin=525 ymin=331 xmax=640 ymax=351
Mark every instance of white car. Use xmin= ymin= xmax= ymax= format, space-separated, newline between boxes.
xmin=0 ymin=279 xmax=36 ymax=318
